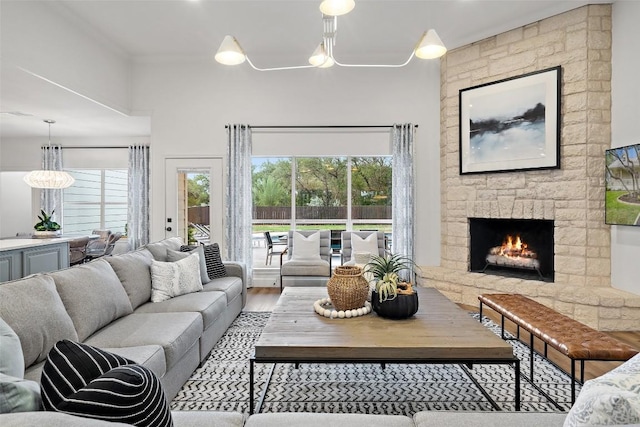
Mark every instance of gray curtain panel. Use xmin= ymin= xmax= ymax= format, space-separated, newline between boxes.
xmin=127 ymin=145 xmax=150 ymax=250
xmin=225 ymin=124 xmax=253 ymax=285
xmin=40 ymin=145 xmax=64 ymax=223
xmin=391 ymin=123 xmax=415 ymax=273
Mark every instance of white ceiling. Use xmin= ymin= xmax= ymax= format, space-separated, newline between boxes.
xmin=0 ymin=0 xmax=611 ymax=139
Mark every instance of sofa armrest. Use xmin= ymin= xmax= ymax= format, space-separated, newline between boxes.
xmin=223 ymin=261 xmax=247 ymax=307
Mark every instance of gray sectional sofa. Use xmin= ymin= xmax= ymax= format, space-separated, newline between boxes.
xmin=2 ymin=237 xmax=638 ymax=426
xmin=0 ymin=237 xmax=247 ymax=426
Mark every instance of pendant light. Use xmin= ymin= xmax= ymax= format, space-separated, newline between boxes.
xmin=23 ymin=120 xmax=75 ymax=189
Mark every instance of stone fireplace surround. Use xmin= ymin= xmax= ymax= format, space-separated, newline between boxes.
xmin=417 ymin=4 xmax=640 ymax=331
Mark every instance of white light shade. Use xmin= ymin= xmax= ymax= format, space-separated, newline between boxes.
xmin=308 ymin=43 xmax=335 ymax=68
xmin=23 ymin=170 xmax=75 ymax=189
xmin=319 ymin=0 xmax=355 ymax=16
xmin=215 ymin=35 xmax=246 ymax=65
xmin=415 ymin=29 xmax=447 ymax=59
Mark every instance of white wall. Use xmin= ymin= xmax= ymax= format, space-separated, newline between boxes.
xmin=132 ymin=60 xmax=442 ymax=266
xmin=1 ymin=1 xmax=131 ymax=112
xmin=611 ymin=1 xmax=640 ymax=295
xmin=0 ymin=172 xmax=36 ymax=238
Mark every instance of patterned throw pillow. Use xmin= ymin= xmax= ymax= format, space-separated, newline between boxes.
xmin=200 ymin=243 xmax=227 ymax=279
xmin=150 ymin=254 xmax=203 ymax=302
xmin=41 ymin=340 xmax=172 ymax=427
xmin=563 ymin=353 xmax=640 ymax=427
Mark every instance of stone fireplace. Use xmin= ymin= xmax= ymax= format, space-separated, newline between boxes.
xmin=417 ymin=4 xmax=640 ymax=331
xmin=469 ymin=218 xmax=554 ymax=282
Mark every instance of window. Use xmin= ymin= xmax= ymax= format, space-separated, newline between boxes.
xmin=252 ymin=155 xmax=392 ymax=232
xmin=63 ymin=169 xmax=128 ymax=235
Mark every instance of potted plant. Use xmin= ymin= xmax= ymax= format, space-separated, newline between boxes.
xmin=365 ymin=253 xmax=419 ymax=319
xmin=33 ymin=209 xmax=61 ymax=238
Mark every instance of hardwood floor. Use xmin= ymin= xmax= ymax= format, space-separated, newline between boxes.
xmin=244 ymin=287 xmax=640 ymax=382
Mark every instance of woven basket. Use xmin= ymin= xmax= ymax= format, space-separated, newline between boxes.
xmin=326 ymin=265 xmax=370 ymax=311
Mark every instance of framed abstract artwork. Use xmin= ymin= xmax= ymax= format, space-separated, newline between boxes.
xmin=459 ymin=66 xmax=561 ymax=174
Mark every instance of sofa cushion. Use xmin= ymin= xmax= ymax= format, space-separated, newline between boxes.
xmin=0 ymin=274 xmax=78 ymax=367
xmin=202 ymin=276 xmax=244 ymax=305
xmin=150 ymin=254 xmax=203 ymax=302
xmin=245 ymin=412 xmax=415 ymax=427
xmin=0 ymin=412 xmax=132 ymax=426
xmin=564 ymin=353 xmax=640 ymax=427
xmin=0 ymin=318 xmax=23 ymax=378
xmin=414 ymin=411 xmax=567 ymax=427
xmin=50 ymin=259 xmax=133 ymax=341
xmin=171 ymin=410 xmax=245 ymax=427
xmin=103 ymin=345 xmax=167 ymax=379
xmin=84 ymin=312 xmax=202 ymax=369
xmin=135 ymin=291 xmax=227 ymax=330
xmin=201 ymin=243 xmax=227 ymax=279
xmin=105 ymin=248 xmax=154 ymax=309
xmin=0 ymin=373 xmax=41 ymax=413
xmin=41 ymin=340 xmax=172 ymax=427
xmin=146 ymin=237 xmax=183 ymax=262
xmin=175 ymin=246 xmax=210 ymax=283
xmin=281 ymin=259 xmax=330 ymax=276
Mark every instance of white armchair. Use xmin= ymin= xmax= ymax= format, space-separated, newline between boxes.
xmin=279 ymin=230 xmax=332 ymax=292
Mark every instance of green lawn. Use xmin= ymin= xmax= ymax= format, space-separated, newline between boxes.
xmin=606 ymin=190 xmax=640 ymax=225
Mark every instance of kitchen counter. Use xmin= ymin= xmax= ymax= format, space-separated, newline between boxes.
xmin=0 ymin=238 xmax=72 ymax=282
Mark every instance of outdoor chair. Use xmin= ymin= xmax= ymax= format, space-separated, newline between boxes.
xmin=264 ymin=231 xmax=287 ymax=265
xmin=340 ymin=230 xmax=388 ymax=265
xmin=280 ymin=229 xmax=331 ymax=292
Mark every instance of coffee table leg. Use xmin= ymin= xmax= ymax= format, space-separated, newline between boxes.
xmin=249 ymin=358 xmax=255 ymax=415
xmin=515 ymin=358 xmax=521 ymax=411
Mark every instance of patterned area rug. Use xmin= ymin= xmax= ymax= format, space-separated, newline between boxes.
xmin=171 ymin=311 xmax=576 ymax=416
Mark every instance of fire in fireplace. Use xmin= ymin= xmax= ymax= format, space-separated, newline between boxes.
xmin=469 ymin=218 xmax=554 ymax=282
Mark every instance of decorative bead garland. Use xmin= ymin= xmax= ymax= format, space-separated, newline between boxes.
xmin=313 ymin=297 xmax=372 ymax=319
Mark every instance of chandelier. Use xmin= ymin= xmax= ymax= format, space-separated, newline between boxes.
xmin=23 ymin=120 xmax=75 ymax=189
xmin=214 ymin=0 xmax=447 ymax=71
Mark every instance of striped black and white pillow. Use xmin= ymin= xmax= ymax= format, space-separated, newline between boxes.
xmin=41 ymin=340 xmax=173 ymax=427
xmin=181 ymin=243 xmax=226 ymax=279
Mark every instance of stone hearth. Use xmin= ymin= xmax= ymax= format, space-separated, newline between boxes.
xmin=417 ymin=4 xmax=640 ymax=331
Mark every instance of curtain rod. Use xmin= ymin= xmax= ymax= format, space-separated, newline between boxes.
xmin=224 ymin=125 xmax=418 ymax=129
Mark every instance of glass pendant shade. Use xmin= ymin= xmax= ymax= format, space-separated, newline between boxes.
xmin=23 ymin=170 xmax=75 ymax=189
xmin=415 ymin=29 xmax=447 ymax=59
xmin=308 ymin=43 xmax=335 ymax=68
xmin=319 ymin=0 xmax=355 ymax=16
xmin=215 ymin=35 xmax=246 ymax=65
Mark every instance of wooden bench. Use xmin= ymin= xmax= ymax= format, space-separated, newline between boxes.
xmin=478 ymin=293 xmax=638 ymax=405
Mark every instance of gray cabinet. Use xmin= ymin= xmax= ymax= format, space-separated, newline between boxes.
xmin=0 ymin=241 xmax=69 ymax=282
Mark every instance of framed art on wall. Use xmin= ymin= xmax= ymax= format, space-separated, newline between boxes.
xmin=459 ymin=66 xmax=561 ymax=174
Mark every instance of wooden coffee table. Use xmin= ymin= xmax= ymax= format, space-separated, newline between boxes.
xmin=249 ymin=287 xmax=520 ymax=414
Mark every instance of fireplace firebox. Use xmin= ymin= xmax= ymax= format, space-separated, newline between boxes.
xmin=469 ymin=218 xmax=554 ymax=282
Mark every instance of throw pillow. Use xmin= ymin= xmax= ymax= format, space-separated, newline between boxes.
xmin=150 ymin=253 xmax=203 ymax=302
xmin=172 ymin=245 xmax=210 ymax=283
xmin=0 ymin=318 xmax=24 ymax=379
xmin=563 ymin=353 xmax=640 ymax=427
xmin=0 ymin=373 xmax=41 ymax=413
xmin=41 ymin=340 xmax=172 ymax=427
xmin=291 ymin=231 xmax=321 ymax=261
xmin=350 ymin=232 xmax=379 ymax=262
xmin=200 ymin=243 xmax=227 ymax=279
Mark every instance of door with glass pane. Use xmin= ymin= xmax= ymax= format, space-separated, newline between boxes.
xmin=165 ymin=158 xmax=223 ymax=252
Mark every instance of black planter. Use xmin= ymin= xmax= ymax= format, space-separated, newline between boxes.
xmin=371 ymin=290 xmax=419 ymax=319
